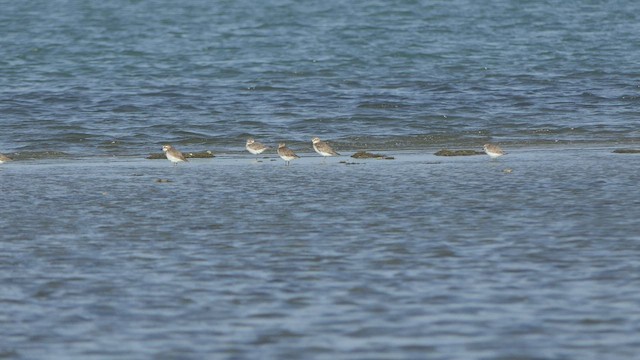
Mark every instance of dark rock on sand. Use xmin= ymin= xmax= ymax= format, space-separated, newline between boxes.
xmin=613 ymin=149 xmax=640 ymax=154
xmin=434 ymin=149 xmax=485 ymax=156
xmin=351 ymin=151 xmax=394 ymax=160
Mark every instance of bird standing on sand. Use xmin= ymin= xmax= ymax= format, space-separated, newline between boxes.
xmin=0 ymin=153 xmax=12 ymax=163
xmin=483 ymin=143 xmax=505 ymax=159
xmin=312 ymin=137 xmax=339 ymax=160
xmin=277 ymin=143 xmax=299 ymax=166
xmin=245 ymin=138 xmax=270 ymax=160
xmin=162 ymin=144 xmax=188 ymax=165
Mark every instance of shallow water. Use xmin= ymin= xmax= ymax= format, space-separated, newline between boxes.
xmin=1 ymin=148 xmax=639 ymax=359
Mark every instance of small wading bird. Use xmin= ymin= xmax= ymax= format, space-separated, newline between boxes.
xmin=162 ymin=144 xmax=188 ymax=165
xmin=0 ymin=153 xmax=12 ymax=164
xmin=277 ymin=143 xmax=299 ymax=166
xmin=245 ymin=138 xmax=270 ymax=160
xmin=483 ymin=143 xmax=506 ymax=159
xmin=312 ymin=137 xmax=339 ymax=161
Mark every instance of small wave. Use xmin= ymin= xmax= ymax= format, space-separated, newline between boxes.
xmin=6 ymin=151 xmax=71 ymax=160
xmin=357 ymin=102 xmax=405 ymax=109
xmin=243 ymin=85 xmax=290 ymax=92
xmin=580 ymin=92 xmax=606 ymax=100
xmin=112 ymin=105 xmax=143 ymax=113
xmin=619 ymin=95 xmax=640 ymax=102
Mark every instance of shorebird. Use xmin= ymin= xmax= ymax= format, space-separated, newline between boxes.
xmin=0 ymin=153 xmax=12 ymax=164
xmin=312 ymin=137 xmax=339 ymax=161
xmin=277 ymin=143 xmax=300 ymax=166
xmin=245 ymin=138 xmax=270 ymax=160
xmin=483 ymin=143 xmax=506 ymax=159
xmin=162 ymin=144 xmax=188 ymax=165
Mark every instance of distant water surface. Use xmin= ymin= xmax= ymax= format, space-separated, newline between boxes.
xmin=1 ymin=0 xmax=639 ymax=157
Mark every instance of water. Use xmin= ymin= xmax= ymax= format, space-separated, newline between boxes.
xmin=1 ymin=0 xmax=640 ymax=358
xmin=2 ymin=150 xmax=640 ymax=359
xmin=1 ymin=0 xmax=639 ymax=156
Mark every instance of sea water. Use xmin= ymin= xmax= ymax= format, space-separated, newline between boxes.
xmin=1 ymin=1 xmax=640 ymax=359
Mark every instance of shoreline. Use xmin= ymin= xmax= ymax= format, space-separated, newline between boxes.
xmin=2 ymin=144 xmax=638 ymax=167
xmin=2 ymin=137 xmax=640 ymax=163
